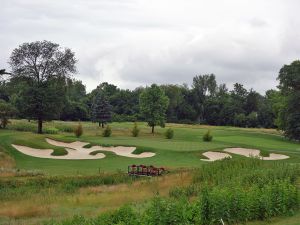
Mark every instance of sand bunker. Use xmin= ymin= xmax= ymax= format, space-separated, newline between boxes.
xmin=46 ymin=138 xmax=155 ymax=158
xmin=12 ymin=144 xmax=105 ymax=160
xmin=11 ymin=139 xmax=155 ymax=160
xmin=223 ymin=148 xmax=289 ymax=160
xmin=201 ymin=151 xmax=232 ymax=161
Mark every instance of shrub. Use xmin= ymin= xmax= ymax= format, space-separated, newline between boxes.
xmin=55 ymin=124 xmax=74 ymax=133
xmin=43 ymin=127 xmax=59 ymax=134
xmin=95 ymin=205 xmax=139 ymax=225
xmin=0 ymin=100 xmax=15 ymax=129
xmin=142 ymin=197 xmax=193 ymax=225
xmin=203 ymin=130 xmax=213 ymax=142
xmin=197 ymin=180 xmax=298 ymax=224
xmin=131 ymin=122 xmax=140 ymax=137
xmin=0 ymin=118 xmax=10 ymax=129
xmin=102 ymin=125 xmax=112 ymax=137
xmin=234 ymin=113 xmax=247 ymax=127
xmin=165 ymin=128 xmax=174 ymax=139
xmin=74 ymin=123 xmax=83 ymax=138
xmin=246 ymin=112 xmax=259 ymax=128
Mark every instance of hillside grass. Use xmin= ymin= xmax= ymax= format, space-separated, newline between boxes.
xmin=0 ymin=120 xmax=299 ymax=175
xmin=0 ymin=121 xmax=300 ymax=224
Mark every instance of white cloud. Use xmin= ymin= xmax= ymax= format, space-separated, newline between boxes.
xmin=1 ymin=0 xmax=299 ymax=93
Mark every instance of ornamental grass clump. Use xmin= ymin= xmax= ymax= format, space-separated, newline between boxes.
xmin=74 ymin=123 xmax=83 ymax=138
xmin=131 ymin=122 xmax=140 ymax=137
xmin=102 ymin=125 xmax=112 ymax=137
xmin=203 ymin=130 xmax=213 ymax=142
xmin=165 ymin=128 xmax=174 ymax=139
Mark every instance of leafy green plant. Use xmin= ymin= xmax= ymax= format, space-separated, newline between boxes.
xmin=74 ymin=123 xmax=83 ymax=138
xmin=0 ymin=100 xmax=15 ymax=129
xmin=165 ymin=128 xmax=174 ymax=139
xmin=102 ymin=125 xmax=112 ymax=137
xmin=203 ymin=130 xmax=213 ymax=142
xmin=131 ymin=122 xmax=140 ymax=137
xmin=55 ymin=123 xmax=74 ymax=133
xmin=43 ymin=127 xmax=59 ymax=134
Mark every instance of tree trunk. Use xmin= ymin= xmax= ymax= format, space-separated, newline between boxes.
xmin=98 ymin=122 xmax=101 ymax=127
xmin=102 ymin=122 xmax=104 ymax=128
xmin=151 ymin=125 xmax=154 ymax=134
xmin=38 ymin=118 xmax=43 ymax=134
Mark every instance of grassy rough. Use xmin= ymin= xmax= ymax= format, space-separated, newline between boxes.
xmin=42 ymin=159 xmax=299 ymax=225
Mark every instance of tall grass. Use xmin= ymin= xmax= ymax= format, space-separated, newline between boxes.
xmin=44 ymin=159 xmax=299 ymax=225
xmin=7 ymin=120 xmax=59 ymax=134
xmin=7 ymin=120 xmax=76 ymax=134
xmin=0 ymin=173 xmax=137 ymax=201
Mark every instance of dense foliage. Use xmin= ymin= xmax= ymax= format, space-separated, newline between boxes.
xmin=1 ymin=72 xmax=281 ymax=129
xmin=277 ymin=60 xmax=300 ymax=140
xmin=0 ymin=100 xmax=15 ymax=128
xmin=6 ymin=41 xmax=77 ymax=133
xmin=139 ymin=84 xmax=169 ymax=133
xmin=91 ymin=92 xmax=112 ymax=127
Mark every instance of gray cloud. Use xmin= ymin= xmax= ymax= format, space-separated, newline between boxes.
xmin=1 ymin=0 xmax=300 ymax=93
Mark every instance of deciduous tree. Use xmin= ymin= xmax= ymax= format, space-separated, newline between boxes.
xmin=8 ymin=40 xmax=76 ymax=133
xmin=277 ymin=60 xmax=300 ymax=140
xmin=139 ymin=84 xmax=169 ymax=133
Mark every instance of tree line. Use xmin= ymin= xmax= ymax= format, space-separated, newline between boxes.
xmin=0 ymin=41 xmax=299 ymax=140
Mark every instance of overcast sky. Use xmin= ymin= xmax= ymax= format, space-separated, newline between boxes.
xmin=1 ymin=0 xmax=300 ymax=93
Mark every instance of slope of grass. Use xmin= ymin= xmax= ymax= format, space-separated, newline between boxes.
xmin=1 ymin=121 xmax=300 ymax=225
xmin=0 ymin=120 xmax=300 ymax=175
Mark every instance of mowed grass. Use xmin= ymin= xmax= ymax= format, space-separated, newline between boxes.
xmin=0 ymin=120 xmax=300 ymax=175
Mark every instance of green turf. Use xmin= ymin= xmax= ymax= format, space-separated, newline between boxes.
xmin=1 ymin=120 xmax=300 ymax=175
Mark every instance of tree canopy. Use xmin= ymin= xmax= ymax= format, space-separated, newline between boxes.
xmin=139 ymin=84 xmax=169 ymax=133
xmin=7 ymin=40 xmax=77 ymax=133
xmin=277 ymin=60 xmax=300 ymax=140
xmin=91 ymin=92 xmax=112 ymax=128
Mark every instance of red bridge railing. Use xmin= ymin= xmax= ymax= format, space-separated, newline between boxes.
xmin=128 ymin=164 xmax=166 ymax=176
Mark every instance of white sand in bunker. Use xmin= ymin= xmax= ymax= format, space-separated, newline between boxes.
xmin=46 ymin=138 xmax=155 ymax=158
xmin=223 ymin=148 xmax=289 ymax=160
xmin=201 ymin=151 xmax=232 ymax=162
xmin=11 ymin=144 xmax=105 ymax=160
xmin=11 ymin=139 xmax=155 ymax=160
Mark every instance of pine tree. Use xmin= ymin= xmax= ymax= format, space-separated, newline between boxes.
xmin=91 ymin=92 xmax=111 ymax=128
